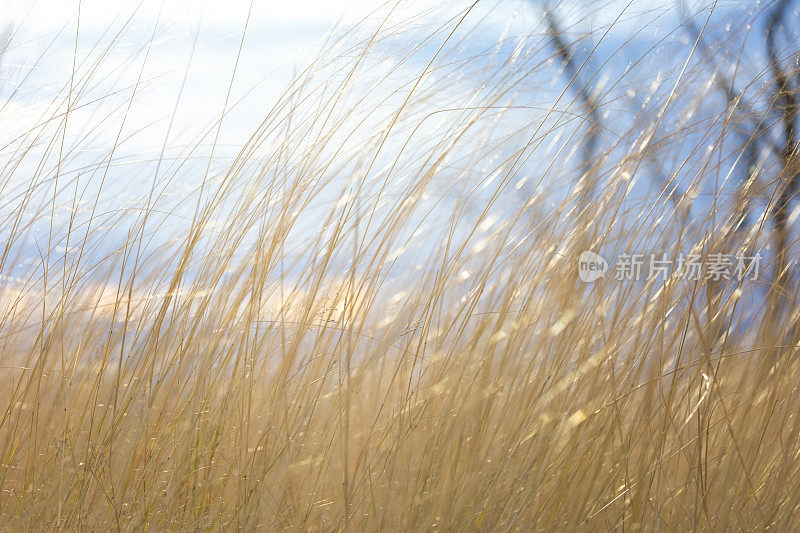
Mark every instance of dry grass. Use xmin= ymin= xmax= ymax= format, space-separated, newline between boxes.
xmin=1 ymin=0 xmax=800 ymax=529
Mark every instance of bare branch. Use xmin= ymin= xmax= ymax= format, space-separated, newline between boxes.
xmin=543 ymin=6 xmax=601 ymax=209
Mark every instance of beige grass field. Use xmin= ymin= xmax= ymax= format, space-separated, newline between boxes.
xmin=1 ymin=0 xmax=800 ymax=529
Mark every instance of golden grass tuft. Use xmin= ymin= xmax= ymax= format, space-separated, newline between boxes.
xmin=1 ymin=1 xmax=800 ymax=529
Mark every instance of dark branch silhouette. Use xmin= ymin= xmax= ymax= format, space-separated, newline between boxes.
xmin=765 ymin=0 xmax=799 ymax=291
xmin=543 ymin=7 xmax=601 ymax=211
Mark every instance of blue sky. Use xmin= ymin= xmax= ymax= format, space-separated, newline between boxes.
xmin=0 ymin=0 xmax=782 ymax=279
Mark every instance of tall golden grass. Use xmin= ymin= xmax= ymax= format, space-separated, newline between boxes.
xmin=1 ymin=0 xmax=799 ymax=529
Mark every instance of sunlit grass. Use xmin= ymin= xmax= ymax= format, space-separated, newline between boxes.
xmin=1 ymin=1 xmax=800 ymax=529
